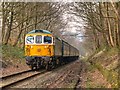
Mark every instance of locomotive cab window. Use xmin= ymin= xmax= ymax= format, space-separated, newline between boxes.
xmin=44 ymin=36 xmax=52 ymax=44
xmin=26 ymin=36 xmax=34 ymax=44
xmin=36 ymin=35 xmax=42 ymax=43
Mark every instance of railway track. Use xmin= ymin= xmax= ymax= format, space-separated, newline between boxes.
xmin=0 ymin=70 xmax=32 ymax=79
xmin=0 ymin=69 xmax=47 ymax=88
xmin=0 ymin=60 xmax=79 ymax=88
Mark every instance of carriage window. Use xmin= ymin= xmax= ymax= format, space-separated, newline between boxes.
xmin=36 ymin=35 xmax=42 ymax=43
xmin=26 ymin=36 xmax=34 ymax=44
xmin=44 ymin=36 xmax=52 ymax=44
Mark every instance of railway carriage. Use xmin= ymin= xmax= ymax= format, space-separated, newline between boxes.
xmin=25 ymin=29 xmax=79 ymax=70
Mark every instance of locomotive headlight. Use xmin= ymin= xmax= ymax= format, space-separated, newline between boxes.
xmin=50 ymin=57 xmax=52 ymax=60
xmin=44 ymin=46 xmax=48 ymax=48
xmin=44 ymin=46 xmax=47 ymax=48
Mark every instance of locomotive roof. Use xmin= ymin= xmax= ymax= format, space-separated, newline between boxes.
xmin=27 ymin=30 xmax=52 ymax=34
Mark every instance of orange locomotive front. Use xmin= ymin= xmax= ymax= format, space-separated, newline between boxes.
xmin=25 ymin=30 xmax=54 ymax=70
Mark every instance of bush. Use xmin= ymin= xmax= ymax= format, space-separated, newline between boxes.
xmin=2 ymin=44 xmax=24 ymax=59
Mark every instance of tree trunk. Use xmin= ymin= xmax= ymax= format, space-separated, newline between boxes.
xmin=34 ymin=3 xmax=38 ymax=29
xmin=2 ymin=3 xmax=5 ymax=43
xmin=99 ymin=3 xmax=109 ymax=47
xmin=4 ymin=11 xmax=13 ymax=45
xmin=106 ymin=3 xmax=114 ymax=47
xmin=117 ymin=2 xmax=120 ymax=46
xmin=89 ymin=3 xmax=100 ymax=50
xmin=13 ymin=23 xmax=23 ymax=47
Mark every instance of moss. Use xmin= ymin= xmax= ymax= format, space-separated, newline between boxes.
xmin=86 ymin=78 xmax=93 ymax=88
xmin=105 ymin=47 xmax=118 ymax=55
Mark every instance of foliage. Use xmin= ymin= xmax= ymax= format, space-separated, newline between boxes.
xmin=2 ymin=44 xmax=24 ymax=60
xmin=2 ymin=2 xmax=65 ymax=47
xmin=1 ymin=2 xmax=120 ymax=54
xmin=73 ymin=2 xmax=120 ymax=53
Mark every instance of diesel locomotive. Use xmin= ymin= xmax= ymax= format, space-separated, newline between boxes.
xmin=25 ymin=29 xmax=79 ymax=70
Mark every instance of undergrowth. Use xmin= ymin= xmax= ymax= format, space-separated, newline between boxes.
xmin=2 ymin=44 xmax=24 ymax=59
xmin=87 ymin=47 xmax=119 ymax=88
xmin=1 ymin=44 xmax=25 ymax=67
